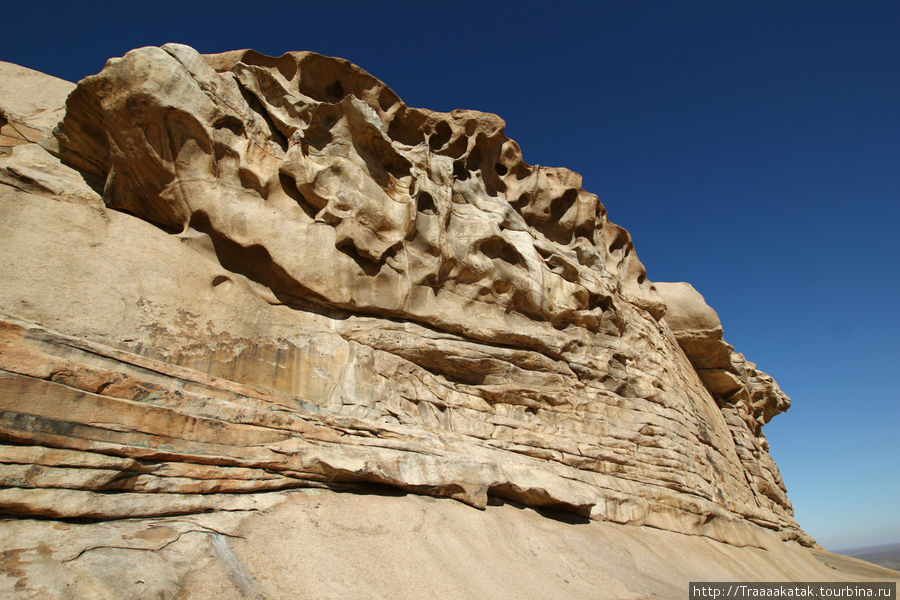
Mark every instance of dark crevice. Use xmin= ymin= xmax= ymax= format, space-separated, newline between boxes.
xmin=465 ymin=146 xmax=482 ymax=172
xmin=56 ymin=157 xmax=107 ymax=196
xmin=278 ymin=172 xmax=319 ymax=219
xmin=238 ymin=168 xmax=267 ymax=199
xmin=4 ymin=168 xmax=39 ymax=188
xmin=304 ymin=108 xmax=335 ymax=150
xmin=335 ymin=238 xmax=384 ymax=277
xmin=188 ymin=211 xmax=303 ymax=296
xmin=487 ymin=496 xmax=592 ymax=525
xmin=349 ymin=118 xmax=412 ymax=183
xmin=213 ymin=141 xmax=238 ymax=164
xmin=0 ymin=181 xmax=31 ymax=194
xmin=487 ymin=484 xmax=593 ymax=520
xmin=0 ymin=513 xmax=118 ymax=525
xmin=323 ymin=481 xmax=409 ymax=498
xmin=236 ymin=80 xmax=288 ymax=152
xmin=588 ymin=294 xmax=614 ymax=312
xmin=363 ymin=343 xmax=490 ymax=387
xmin=212 ymin=114 xmax=245 ymax=137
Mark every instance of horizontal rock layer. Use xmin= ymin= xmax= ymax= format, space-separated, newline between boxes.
xmin=0 ymin=46 xmax=809 ymax=548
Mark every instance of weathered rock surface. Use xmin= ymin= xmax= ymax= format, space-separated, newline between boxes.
xmin=0 ymin=61 xmax=74 ymax=150
xmin=4 ymin=489 xmax=897 ymax=600
xmin=3 ymin=44 xmax=883 ymax=597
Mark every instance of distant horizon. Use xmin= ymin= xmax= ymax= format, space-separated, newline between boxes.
xmin=836 ymin=541 xmax=900 ymax=553
xmin=3 ymin=0 xmax=898 ymax=551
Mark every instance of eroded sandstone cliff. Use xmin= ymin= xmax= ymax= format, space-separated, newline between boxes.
xmin=0 ymin=45 xmax=838 ymax=596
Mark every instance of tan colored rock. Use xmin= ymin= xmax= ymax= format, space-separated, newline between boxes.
xmin=655 ymin=281 xmax=722 ymax=333
xmin=0 ymin=44 xmax=859 ymax=595
xmin=654 ymin=281 xmax=791 ymax=426
xmin=0 ymin=61 xmax=74 ymax=125
xmin=2 ymin=490 xmax=897 ymax=599
xmin=655 ymin=281 xmax=734 ymax=370
xmin=0 ymin=61 xmax=74 ymax=155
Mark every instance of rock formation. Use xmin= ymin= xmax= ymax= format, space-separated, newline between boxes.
xmin=2 ymin=45 xmax=891 ymax=597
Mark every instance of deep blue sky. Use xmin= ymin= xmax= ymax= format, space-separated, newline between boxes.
xmin=4 ymin=1 xmax=898 ymax=550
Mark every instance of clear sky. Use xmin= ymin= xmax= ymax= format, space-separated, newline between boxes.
xmin=3 ymin=0 xmax=897 ymax=551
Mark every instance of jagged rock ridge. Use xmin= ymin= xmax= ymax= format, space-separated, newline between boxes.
xmin=1 ymin=44 xmax=809 ymax=554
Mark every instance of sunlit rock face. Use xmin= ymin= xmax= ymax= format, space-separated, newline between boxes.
xmin=0 ymin=44 xmax=809 ymax=550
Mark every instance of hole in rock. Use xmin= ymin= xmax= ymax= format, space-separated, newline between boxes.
xmin=378 ymin=88 xmax=398 ymax=112
xmin=324 ymin=80 xmax=345 ymax=103
xmin=511 ymin=193 xmax=530 ymax=208
xmin=588 ymin=293 xmax=614 ymax=313
xmin=479 ymin=237 xmax=525 ymax=267
xmin=387 ymin=107 xmax=427 ymax=146
xmin=550 ymin=189 xmax=577 ymax=222
xmin=428 ymin=121 xmax=452 ymax=151
xmin=608 ymin=230 xmax=628 ymax=254
xmin=444 ymin=135 xmax=468 ymax=159
xmin=305 ymin=124 xmax=334 ymax=151
xmin=492 ymin=279 xmax=511 ymax=294
xmin=212 ymin=114 xmax=245 ymax=137
xmin=452 ymin=160 xmax=470 ymax=181
xmin=416 ymin=192 xmax=437 ymax=215
xmin=239 ymin=168 xmax=267 ymax=199
xmin=297 ymin=54 xmax=364 ymax=104
xmin=494 ymin=163 xmax=508 ymax=176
